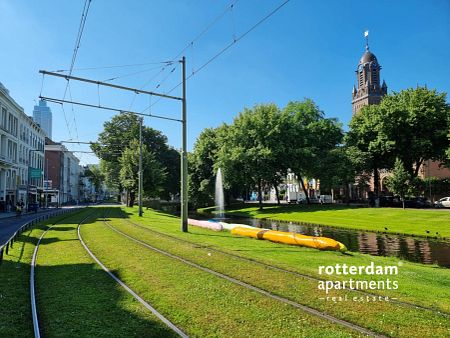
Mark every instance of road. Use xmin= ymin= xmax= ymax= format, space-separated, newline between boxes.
xmin=0 ymin=209 xmax=64 ymax=246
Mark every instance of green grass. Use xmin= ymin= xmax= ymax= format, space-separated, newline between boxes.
xmin=110 ymin=212 xmax=449 ymax=337
xmin=206 ymin=204 xmax=450 ymax=238
xmin=2 ymin=206 xmax=449 ymax=337
xmin=0 ymin=211 xmax=84 ymax=337
xmin=36 ymin=208 xmax=176 ymax=337
xmin=123 ymin=207 xmax=450 ymax=337
xmin=81 ymin=208 xmax=360 ymax=337
xmin=0 ymin=208 xmax=177 ymax=338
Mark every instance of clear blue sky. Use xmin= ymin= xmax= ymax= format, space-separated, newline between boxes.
xmin=1 ymin=0 xmax=449 ymax=165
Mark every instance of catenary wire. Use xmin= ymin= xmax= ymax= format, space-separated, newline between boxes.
xmin=141 ymin=0 xmax=291 ymax=114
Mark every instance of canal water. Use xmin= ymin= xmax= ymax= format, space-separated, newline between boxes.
xmin=202 ymin=215 xmax=450 ymax=268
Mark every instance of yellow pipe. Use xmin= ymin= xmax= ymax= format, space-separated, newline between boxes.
xmin=231 ymin=227 xmax=347 ymax=252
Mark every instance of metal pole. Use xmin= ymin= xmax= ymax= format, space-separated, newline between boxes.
xmin=181 ymin=56 xmax=188 ymax=232
xmin=45 ymin=158 xmax=48 ymax=209
xmin=138 ymin=117 xmax=143 ymax=217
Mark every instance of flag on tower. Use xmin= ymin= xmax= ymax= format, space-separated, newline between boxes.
xmin=364 ymin=30 xmax=369 ymax=37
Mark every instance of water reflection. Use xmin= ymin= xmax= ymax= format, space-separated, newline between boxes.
xmin=227 ymin=217 xmax=450 ymax=268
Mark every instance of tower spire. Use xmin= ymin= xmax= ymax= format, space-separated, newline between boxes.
xmin=364 ymin=30 xmax=369 ymax=51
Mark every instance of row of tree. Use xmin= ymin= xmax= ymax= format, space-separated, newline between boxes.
xmin=89 ymin=87 xmax=448 ymax=209
xmin=189 ymin=87 xmax=449 ymax=209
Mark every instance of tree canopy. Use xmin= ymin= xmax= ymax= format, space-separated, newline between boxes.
xmin=92 ymin=113 xmax=179 ymax=204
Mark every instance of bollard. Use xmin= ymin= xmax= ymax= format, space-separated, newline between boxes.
xmin=0 ymin=249 xmax=3 ymax=264
xmin=5 ymin=242 xmax=9 ymax=255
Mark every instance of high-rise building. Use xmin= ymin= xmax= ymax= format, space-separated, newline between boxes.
xmin=33 ymin=100 xmax=52 ymax=139
xmin=351 ymin=38 xmax=387 ymax=115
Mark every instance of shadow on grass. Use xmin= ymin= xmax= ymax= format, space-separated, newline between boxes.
xmin=35 ymin=262 xmax=178 ymax=338
xmin=1 ymin=208 xmax=180 ymax=338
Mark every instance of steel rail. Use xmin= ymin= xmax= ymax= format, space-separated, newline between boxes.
xmin=123 ymin=219 xmax=449 ymax=317
xmin=77 ymin=216 xmax=189 ymax=338
xmin=103 ymin=219 xmax=383 ymax=337
xmin=30 ymin=209 xmax=83 ymax=338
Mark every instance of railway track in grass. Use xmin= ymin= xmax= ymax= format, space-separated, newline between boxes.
xmin=122 ymin=218 xmax=449 ymax=318
xmin=102 ymin=217 xmax=384 ymax=338
xmin=30 ymin=209 xmax=88 ymax=338
xmin=77 ymin=212 xmax=189 ymax=338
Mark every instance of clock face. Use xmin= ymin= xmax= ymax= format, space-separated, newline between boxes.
xmin=358 ymin=64 xmax=364 ymax=72
xmin=371 ymin=62 xmax=378 ymax=70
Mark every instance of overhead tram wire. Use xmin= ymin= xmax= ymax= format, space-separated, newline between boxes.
xmin=128 ymin=0 xmax=240 ymax=110
xmin=103 ymin=64 xmax=172 ymax=83
xmin=169 ymin=0 xmax=240 ymax=63
xmin=141 ymin=0 xmax=291 ymax=115
xmin=61 ymin=0 xmax=93 ymax=147
xmin=145 ymin=0 xmax=240 ymax=87
xmin=52 ymin=60 xmax=173 ymax=73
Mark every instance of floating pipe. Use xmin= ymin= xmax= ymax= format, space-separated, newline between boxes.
xmin=231 ymin=226 xmax=347 ymax=252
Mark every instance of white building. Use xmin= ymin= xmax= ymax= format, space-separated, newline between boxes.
xmin=32 ymin=99 xmax=52 ymax=139
xmin=0 ymin=82 xmax=46 ymax=212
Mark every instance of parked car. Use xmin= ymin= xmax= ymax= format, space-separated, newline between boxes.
xmin=404 ymin=197 xmax=431 ymax=208
xmin=379 ymin=196 xmax=402 ymax=208
xmin=434 ymin=197 xmax=450 ymax=208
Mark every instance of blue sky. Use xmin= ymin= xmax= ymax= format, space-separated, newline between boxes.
xmin=1 ymin=0 xmax=449 ymax=165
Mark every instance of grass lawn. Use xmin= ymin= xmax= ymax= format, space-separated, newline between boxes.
xmin=205 ymin=204 xmax=450 ymax=239
xmin=125 ymin=206 xmax=449 ymax=337
xmin=1 ymin=206 xmax=449 ymax=337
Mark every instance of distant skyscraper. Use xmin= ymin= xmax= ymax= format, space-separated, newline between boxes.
xmin=33 ymin=100 xmax=52 ymax=139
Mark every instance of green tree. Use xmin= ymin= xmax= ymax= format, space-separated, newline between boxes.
xmin=188 ymin=127 xmax=222 ymax=207
xmin=380 ymin=87 xmax=449 ymax=179
xmin=92 ymin=112 xmax=179 ymax=200
xmin=385 ymin=158 xmax=410 ymax=209
xmin=346 ymin=87 xmax=449 ymax=198
xmin=346 ymin=104 xmax=396 ymax=197
xmin=84 ymin=164 xmax=105 ymax=200
xmin=217 ymin=104 xmax=286 ymax=209
xmin=119 ymin=140 xmax=166 ymax=207
xmin=283 ymin=99 xmax=344 ymax=203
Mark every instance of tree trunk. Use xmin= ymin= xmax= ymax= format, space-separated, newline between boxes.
xmin=273 ymin=182 xmax=280 ymax=205
xmin=345 ymin=183 xmax=350 ymax=206
xmin=129 ymin=191 xmax=135 ymax=207
xmin=373 ymin=166 xmax=380 ymax=198
xmin=258 ymin=179 xmax=263 ymax=210
xmin=298 ymin=174 xmax=310 ymax=204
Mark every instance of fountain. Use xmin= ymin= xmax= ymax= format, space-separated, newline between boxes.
xmin=215 ymin=168 xmax=225 ymax=219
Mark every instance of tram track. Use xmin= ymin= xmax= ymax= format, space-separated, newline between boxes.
xmin=122 ymin=218 xmax=449 ymax=317
xmin=102 ymin=217 xmax=384 ymax=337
xmin=30 ymin=209 xmax=88 ymax=338
xmin=77 ymin=212 xmax=188 ymax=338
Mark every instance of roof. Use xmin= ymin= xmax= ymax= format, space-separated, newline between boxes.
xmin=359 ymin=50 xmax=378 ymax=64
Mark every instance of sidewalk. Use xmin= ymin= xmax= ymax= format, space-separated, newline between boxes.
xmin=0 ymin=208 xmax=55 ymax=220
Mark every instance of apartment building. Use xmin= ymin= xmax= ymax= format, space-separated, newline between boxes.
xmin=0 ymin=82 xmax=45 ymax=212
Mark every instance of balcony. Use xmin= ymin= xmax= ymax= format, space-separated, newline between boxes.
xmin=0 ymin=154 xmax=14 ymax=167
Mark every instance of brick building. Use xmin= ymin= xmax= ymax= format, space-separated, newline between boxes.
xmin=45 ymin=138 xmax=80 ymax=205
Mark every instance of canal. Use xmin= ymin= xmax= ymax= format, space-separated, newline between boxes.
xmin=201 ymin=215 xmax=450 ymax=268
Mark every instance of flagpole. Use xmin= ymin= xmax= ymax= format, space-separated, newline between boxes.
xmin=364 ymin=30 xmax=369 ymax=50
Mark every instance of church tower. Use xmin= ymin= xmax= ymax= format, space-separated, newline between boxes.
xmin=352 ymin=32 xmax=387 ymax=115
